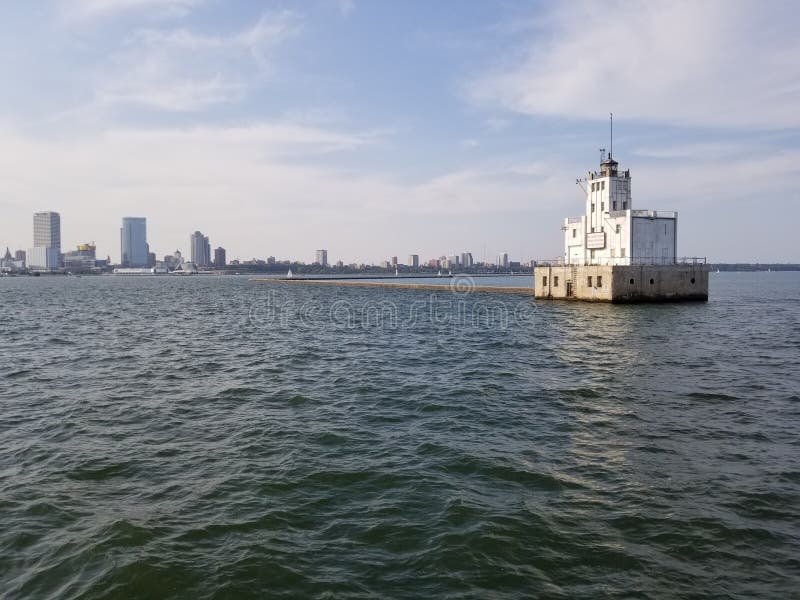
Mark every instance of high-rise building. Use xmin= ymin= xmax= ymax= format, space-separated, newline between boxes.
xmin=496 ymin=252 xmax=509 ymax=269
xmin=27 ymin=211 xmax=61 ymax=270
xmin=391 ymin=256 xmax=398 ymax=267
xmin=120 ymin=217 xmax=149 ymax=267
xmin=407 ymin=254 xmax=419 ymax=268
xmin=15 ymin=250 xmax=26 ymax=265
xmin=190 ymin=231 xmax=211 ymax=267
xmin=461 ymin=252 xmax=473 ymax=268
xmin=446 ymin=254 xmax=460 ymax=269
xmin=214 ymin=247 xmax=226 ymax=268
xmin=315 ymin=249 xmax=328 ymax=267
xmin=33 ymin=211 xmax=60 ymax=249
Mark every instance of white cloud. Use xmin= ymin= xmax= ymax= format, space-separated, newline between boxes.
xmin=92 ymin=10 xmax=302 ymax=111
xmin=335 ymin=0 xmax=355 ymax=18
xmin=64 ymin=0 xmax=202 ymax=19
xmin=469 ymin=0 xmax=800 ymax=129
xmin=0 ymin=119 xmax=570 ymax=262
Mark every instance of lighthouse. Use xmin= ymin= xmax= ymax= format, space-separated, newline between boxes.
xmin=535 ymin=119 xmax=708 ymax=302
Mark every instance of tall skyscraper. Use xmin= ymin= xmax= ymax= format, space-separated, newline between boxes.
xmin=461 ymin=252 xmax=473 ymax=268
xmin=391 ymin=256 xmax=398 ymax=267
xmin=407 ymin=254 xmax=419 ymax=268
xmin=496 ymin=252 xmax=509 ymax=269
xmin=120 ymin=217 xmax=149 ymax=267
xmin=27 ymin=211 xmax=61 ymax=269
xmin=190 ymin=231 xmax=211 ymax=267
xmin=214 ymin=247 xmax=226 ymax=268
xmin=315 ymin=249 xmax=328 ymax=267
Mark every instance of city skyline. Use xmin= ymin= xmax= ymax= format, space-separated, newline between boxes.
xmin=0 ymin=2 xmax=799 ymax=262
xmin=10 ymin=208 xmax=519 ymax=270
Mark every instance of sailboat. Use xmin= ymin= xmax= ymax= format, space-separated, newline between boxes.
xmin=438 ymin=270 xmax=442 ymax=277
xmin=287 ymin=269 xmax=293 ymax=279
xmin=395 ymin=267 xmax=399 ymax=277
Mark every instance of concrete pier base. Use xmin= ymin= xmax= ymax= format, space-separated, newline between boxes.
xmin=534 ymin=264 xmax=708 ymax=303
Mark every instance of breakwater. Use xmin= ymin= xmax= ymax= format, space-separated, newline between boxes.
xmin=249 ymin=278 xmax=534 ymax=295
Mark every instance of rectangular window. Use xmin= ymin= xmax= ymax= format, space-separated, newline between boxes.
xmin=591 ymin=203 xmax=595 ymax=212
xmin=613 ymin=201 xmax=618 ymax=210
xmin=665 ymin=224 xmax=667 ymax=234
xmin=601 ymin=181 xmax=605 ymax=190
xmin=591 ymin=182 xmax=596 ymax=191
xmin=623 ymin=201 xmax=628 ymax=209
xmin=601 ymin=202 xmax=605 ymax=211
xmin=588 ymin=276 xmax=593 ymax=287
xmin=616 ymin=224 xmax=621 ymax=234
xmin=542 ymin=276 xmax=547 ymax=287
xmin=554 ymin=276 xmax=559 ymax=286
xmin=597 ymin=275 xmax=603 ymax=287
xmin=591 ymin=226 xmax=595 ymax=233
xmin=572 ymin=229 xmax=576 ymax=238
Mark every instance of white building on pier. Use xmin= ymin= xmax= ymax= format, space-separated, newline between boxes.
xmin=564 ymin=153 xmax=677 ymax=266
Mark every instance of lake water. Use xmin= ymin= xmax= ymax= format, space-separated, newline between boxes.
xmin=1 ymin=272 xmax=798 ymax=599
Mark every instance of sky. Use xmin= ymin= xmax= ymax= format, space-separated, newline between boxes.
xmin=1 ymin=0 xmax=799 ymax=264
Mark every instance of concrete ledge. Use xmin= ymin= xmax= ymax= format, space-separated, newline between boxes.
xmin=249 ymin=278 xmax=534 ymax=295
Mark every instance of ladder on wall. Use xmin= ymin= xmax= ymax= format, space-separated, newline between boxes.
xmin=567 ymin=265 xmax=577 ymax=297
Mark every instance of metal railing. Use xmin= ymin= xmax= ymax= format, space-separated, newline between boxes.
xmin=630 ymin=210 xmax=677 ymax=219
xmin=533 ymin=257 xmax=707 ymax=267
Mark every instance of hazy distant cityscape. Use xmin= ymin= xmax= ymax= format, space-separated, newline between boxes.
xmin=0 ymin=211 xmax=524 ymax=275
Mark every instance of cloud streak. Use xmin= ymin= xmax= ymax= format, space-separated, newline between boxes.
xmin=469 ymin=0 xmax=800 ymax=129
xmin=63 ymin=0 xmax=202 ymax=19
xmin=92 ymin=10 xmax=302 ymax=111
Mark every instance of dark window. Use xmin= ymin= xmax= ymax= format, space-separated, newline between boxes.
xmin=601 ymin=181 xmax=605 ymax=190
xmin=591 ymin=203 xmax=595 ymax=212
xmin=690 ymin=277 xmax=696 ymax=284
xmin=650 ymin=278 xmax=655 ymax=285
xmin=613 ymin=201 xmax=618 ymax=210
xmin=554 ymin=276 xmax=559 ymax=286
xmin=630 ymin=278 xmax=634 ymax=285
xmin=616 ymin=224 xmax=621 ymax=234
xmin=597 ymin=275 xmax=602 ymax=287
xmin=543 ymin=276 xmax=548 ymax=287
xmin=572 ymin=229 xmax=576 ymax=238
xmin=588 ymin=276 xmax=593 ymax=287
xmin=601 ymin=202 xmax=605 ymax=211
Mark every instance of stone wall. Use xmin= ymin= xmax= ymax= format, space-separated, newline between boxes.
xmin=535 ymin=264 xmax=708 ymax=303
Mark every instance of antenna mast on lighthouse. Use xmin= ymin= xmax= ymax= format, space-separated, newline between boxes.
xmin=609 ymin=112 xmax=613 ymax=159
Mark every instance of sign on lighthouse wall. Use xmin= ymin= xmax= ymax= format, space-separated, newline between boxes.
xmin=586 ymin=232 xmax=606 ymax=249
